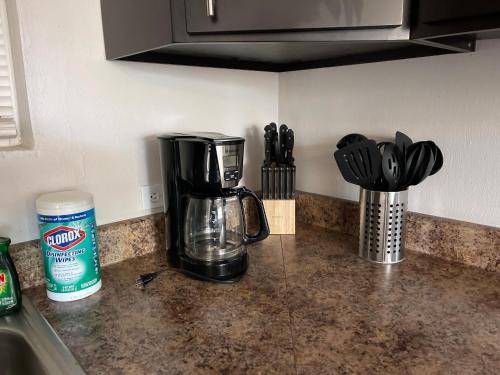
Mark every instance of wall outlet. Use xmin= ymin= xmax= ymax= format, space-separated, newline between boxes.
xmin=141 ymin=184 xmax=163 ymax=210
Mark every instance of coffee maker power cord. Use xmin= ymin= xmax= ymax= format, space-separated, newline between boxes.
xmin=136 ymin=267 xmax=241 ymax=288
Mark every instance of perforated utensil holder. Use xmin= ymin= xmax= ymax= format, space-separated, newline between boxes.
xmin=359 ymin=188 xmax=408 ymax=264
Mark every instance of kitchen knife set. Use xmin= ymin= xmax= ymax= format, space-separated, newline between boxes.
xmin=261 ymin=123 xmax=296 ymax=199
xmin=334 ymin=131 xmax=443 ymax=192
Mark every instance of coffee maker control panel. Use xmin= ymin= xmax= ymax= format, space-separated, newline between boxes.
xmin=224 ymin=169 xmax=239 ymax=181
xmin=216 ymin=143 xmax=244 ymax=188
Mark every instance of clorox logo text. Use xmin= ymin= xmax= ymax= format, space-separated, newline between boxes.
xmin=44 ymin=226 xmax=86 ymax=251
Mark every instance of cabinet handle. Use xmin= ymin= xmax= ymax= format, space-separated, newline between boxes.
xmin=206 ymin=0 xmax=216 ymax=17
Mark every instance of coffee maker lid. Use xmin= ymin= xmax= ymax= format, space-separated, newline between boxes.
xmin=158 ymin=132 xmax=244 ymax=144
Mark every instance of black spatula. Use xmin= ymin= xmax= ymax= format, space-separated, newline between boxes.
xmin=403 ymin=142 xmax=434 ymax=188
xmin=428 ymin=141 xmax=443 ymax=176
xmin=395 ymin=131 xmax=413 ymax=159
xmin=381 ymin=143 xmax=403 ymax=191
xmin=336 ymin=133 xmax=367 ymax=149
xmin=334 ymin=139 xmax=382 ymax=190
xmin=409 ymin=142 xmax=435 ymax=186
xmin=374 ymin=142 xmax=392 ymax=191
xmin=403 ymin=142 xmax=424 ymax=188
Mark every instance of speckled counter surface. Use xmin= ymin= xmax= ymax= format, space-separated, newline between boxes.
xmin=25 ymin=224 xmax=500 ymax=375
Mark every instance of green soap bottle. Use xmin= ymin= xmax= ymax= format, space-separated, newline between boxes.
xmin=0 ymin=237 xmax=22 ymax=316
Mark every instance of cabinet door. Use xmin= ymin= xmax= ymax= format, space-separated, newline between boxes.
xmin=420 ymin=0 xmax=500 ymax=24
xmin=185 ymin=0 xmax=404 ymax=34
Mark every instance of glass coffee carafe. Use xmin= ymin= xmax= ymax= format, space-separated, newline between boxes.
xmin=184 ymin=188 xmax=268 ymax=262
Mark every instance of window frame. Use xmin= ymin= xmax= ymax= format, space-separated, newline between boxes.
xmin=0 ymin=0 xmax=31 ymax=149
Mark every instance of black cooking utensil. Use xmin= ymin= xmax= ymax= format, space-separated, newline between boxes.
xmin=336 ymin=133 xmax=368 ymax=150
xmin=403 ymin=142 xmax=435 ymax=188
xmin=403 ymin=142 xmax=424 ymax=188
xmin=411 ymin=142 xmax=435 ymax=186
xmin=395 ymin=131 xmax=413 ymax=159
xmin=377 ymin=141 xmax=392 ymax=154
xmin=334 ymin=139 xmax=382 ymax=189
xmin=373 ymin=142 xmax=392 ymax=191
xmin=381 ymin=143 xmax=403 ymax=191
xmin=428 ymin=141 xmax=443 ymax=176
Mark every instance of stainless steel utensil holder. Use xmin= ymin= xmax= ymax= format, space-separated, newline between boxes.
xmin=359 ymin=188 xmax=408 ymax=264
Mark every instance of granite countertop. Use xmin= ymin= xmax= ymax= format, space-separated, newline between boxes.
xmin=26 ymin=224 xmax=500 ymax=374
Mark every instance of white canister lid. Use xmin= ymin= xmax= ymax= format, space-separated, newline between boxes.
xmin=36 ymin=190 xmax=95 ymax=216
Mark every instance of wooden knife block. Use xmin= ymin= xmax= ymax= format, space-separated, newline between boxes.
xmin=263 ymin=199 xmax=295 ymax=235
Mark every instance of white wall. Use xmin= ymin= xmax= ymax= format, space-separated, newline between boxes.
xmin=0 ymin=0 xmax=278 ymax=243
xmin=279 ymin=39 xmax=500 ymax=228
xmin=2 ymin=0 xmax=499 ymax=244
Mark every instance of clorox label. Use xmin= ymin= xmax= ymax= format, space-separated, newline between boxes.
xmin=44 ymin=226 xmax=86 ymax=250
xmin=38 ymin=209 xmax=101 ymax=295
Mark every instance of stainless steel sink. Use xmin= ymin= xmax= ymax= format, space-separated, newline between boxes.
xmin=0 ymin=296 xmax=85 ymax=375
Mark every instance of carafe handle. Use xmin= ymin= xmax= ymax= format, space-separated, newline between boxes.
xmin=237 ymin=187 xmax=270 ymax=244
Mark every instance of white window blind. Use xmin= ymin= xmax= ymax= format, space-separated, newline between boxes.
xmin=0 ymin=0 xmax=19 ymax=146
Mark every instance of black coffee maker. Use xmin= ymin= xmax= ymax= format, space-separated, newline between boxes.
xmin=159 ymin=132 xmax=269 ymax=281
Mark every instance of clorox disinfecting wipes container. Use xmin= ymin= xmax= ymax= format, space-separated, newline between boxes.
xmin=36 ymin=191 xmax=102 ymax=302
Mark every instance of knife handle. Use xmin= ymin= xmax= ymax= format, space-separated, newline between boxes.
xmin=273 ymin=131 xmax=279 ymax=164
xmin=264 ymin=129 xmax=273 ymax=165
xmin=268 ymin=123 xmax=278 ymax=163
xmin=279 ymin=124 xmax=288 ymax=164
xmin=285 ymin=129 xmax=295 ymax=165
